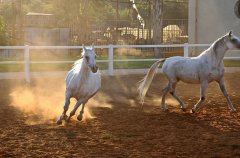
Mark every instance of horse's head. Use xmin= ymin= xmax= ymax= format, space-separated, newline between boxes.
xmin=82 ymin=44 xmax=98 ymax=73
xmin=225 ymin=31 xmax=240 ymax=49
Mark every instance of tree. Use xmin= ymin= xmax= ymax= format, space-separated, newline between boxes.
xmin=152 ymin=0 xmax=163 ymax=57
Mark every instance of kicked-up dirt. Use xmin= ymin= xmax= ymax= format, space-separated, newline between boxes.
xmin=0 ymin=73 xmax=240 ymax=157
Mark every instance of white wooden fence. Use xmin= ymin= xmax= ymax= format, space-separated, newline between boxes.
xmin=0 ymin=44 xmax=240 ymax=82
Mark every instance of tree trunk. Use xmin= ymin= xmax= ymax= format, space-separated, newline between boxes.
xmin=152 ymin=0 xmax=163 ymax=57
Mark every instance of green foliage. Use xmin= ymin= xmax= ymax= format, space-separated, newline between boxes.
xmin=0 ymin=1 xmax=17 ymax=24
xmin=52 ymin=0 xmax=86 ymax=25
xmin=0 ymin=0 xmax=188 ymax=45
xmin=88 ymin=0 xmax=116 ymax=24
xmin=22 ymin=0 xmax=54 ymax=13
xmin=0 ymin=16 xmax=7 ymax=46
xmin=135 ymin=0 xmax=188 ymax=20
xmin=21 ymin=0 xmax=117 ymax=25
xmin=0 ymin=0 xmax=188 ymax=26
xmin=0 ymin=16 xmax=5 ymax=32
xmin=119 ymin=8 xmax=131 ymax=20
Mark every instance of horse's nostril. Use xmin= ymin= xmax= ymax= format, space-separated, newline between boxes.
xmin=91 ymin=66 xmax=98 ymax=73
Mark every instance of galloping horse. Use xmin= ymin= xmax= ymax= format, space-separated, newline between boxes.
xmin=138 ymin=31 xmax=240 ymax=113
xmin=57 ymin=45 xmax=101 ymax=125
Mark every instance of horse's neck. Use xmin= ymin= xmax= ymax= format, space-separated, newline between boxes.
xmin=203 ymin=40 xmax=228 ymax=68
xmin=212 ymin=44 xmax=227 ymax=67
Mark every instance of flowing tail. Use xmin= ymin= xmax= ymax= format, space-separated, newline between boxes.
xmin=138 ymin=59 xmax=165 ymax=106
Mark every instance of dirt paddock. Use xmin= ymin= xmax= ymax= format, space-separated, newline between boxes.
xmin=1 ymin=73 xmax=240 ymax=157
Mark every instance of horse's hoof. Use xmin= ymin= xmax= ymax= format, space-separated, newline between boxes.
xmin=181 ymin=107 xmax=187 ymax=112
xmin=164 ymin=108 xmax=170 ymax=112
xmin=56 ymin=119 xmax=62 ymax=125
xmin=191 ymin=108 xmax=196 ymax=114
xmin=230 ymin=109 xmax=237 ymax=113
xmin=77 ymin=114 xmax=83 ymax=121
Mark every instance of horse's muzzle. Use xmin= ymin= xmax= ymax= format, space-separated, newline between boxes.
xmin=237 ymin=44 xmax=240 ymax=49
xmin=91 ymin=66 xmax=98 ymax=73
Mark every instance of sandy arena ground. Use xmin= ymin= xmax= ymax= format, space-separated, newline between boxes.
xmin=0 ymin=73 xmax=240 ymax=157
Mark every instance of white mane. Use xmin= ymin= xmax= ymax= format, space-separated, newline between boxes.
xmin=72 ymin=58 xmax=83 ymax=71
xmin=72 ymin=50 xmax=87 ymax=72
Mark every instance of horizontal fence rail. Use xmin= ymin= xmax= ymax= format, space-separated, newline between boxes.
xmin=0 ymin=44 xmax=239 ymax=82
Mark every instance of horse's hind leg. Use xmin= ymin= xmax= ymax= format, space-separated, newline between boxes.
xmin=169 ymin=82 xmax=186 ymax=111
xmin=192 ymin=80 xmax=208 ymax=113
xmin=161 ymin=84 xmax=170 ymax=111
xmin=56 ymin=92 xmax=70 ymax=125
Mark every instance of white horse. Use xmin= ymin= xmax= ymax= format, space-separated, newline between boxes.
xmin=138 ymin=31 xmax=240 ymax=113
xmin=57 ymin=45 xmax=101 ymax=125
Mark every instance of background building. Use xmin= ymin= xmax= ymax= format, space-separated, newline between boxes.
xmin=24 ymin=12 xmax=69 ymax=46
xmin=188 ymin=0 xmax=240 ymax=56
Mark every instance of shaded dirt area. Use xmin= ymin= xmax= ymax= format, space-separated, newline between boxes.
xmin=1 ymin=73 xmax=240 ymax=157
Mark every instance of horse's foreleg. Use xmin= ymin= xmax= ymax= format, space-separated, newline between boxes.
xmin=218 ymin=78 xmax=236 ymax=112
xmin=170 ymin=82 xmax=186 ymax=111
xmin=77 ymin=100 xmax=88 ymax=121
xmin=67 ymin=99 xmax=84 ymax=122
xmin=192 ymin=81 xmax=208 ymax=113
xmin=76 ymin=92 xmax=97 ymax=121
xmin=56 ymin=93 xmax=70 ymax=125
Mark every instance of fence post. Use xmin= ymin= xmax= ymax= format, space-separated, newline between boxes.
xmin=184 ymin=43 xmax=189 ymax=57
xmin=24 ymin=45 xmax=31 ymax=82
xmin=108 ymin=44 xmax=114 ymax=76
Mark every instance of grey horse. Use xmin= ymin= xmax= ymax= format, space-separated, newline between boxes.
xmin=138 ymin=31 xmax=240 ymax=113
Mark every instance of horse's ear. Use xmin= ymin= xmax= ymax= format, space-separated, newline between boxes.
xmin=91 ymin=43 xmax=95 ymax=51
xmin=229 ymin=31 xmax=232 ymax=37
xmin=82 ymin=44 xmax=87 ymax=52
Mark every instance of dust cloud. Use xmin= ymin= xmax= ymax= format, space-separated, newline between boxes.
xmin=9 ymin=78 xmax=110 ymax=125
xmin=149 ymin=97 xmax=180 ymax=107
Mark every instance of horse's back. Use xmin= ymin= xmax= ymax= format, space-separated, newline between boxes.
xmin=163 ymin=56 xmax=199 ymax=72
xmin=163 ymin=56 xmax=202 ymax=83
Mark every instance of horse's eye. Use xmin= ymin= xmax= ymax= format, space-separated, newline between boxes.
xmin=85 ymin=56 xmax=89 ymax=62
